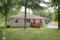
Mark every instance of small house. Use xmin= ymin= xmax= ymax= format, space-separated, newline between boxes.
xmin=7 ymin=13 xmax=47 ymax=28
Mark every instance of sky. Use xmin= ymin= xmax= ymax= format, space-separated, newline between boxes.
xmin=44 ymin=0 xmax=51 ymax=2
xmin=20 ymin=6 xmax=33 ymax=14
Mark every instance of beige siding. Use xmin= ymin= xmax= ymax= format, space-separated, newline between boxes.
xmin=41 ymin=19 xmax=45 ymax=27
xmin=8 ymin=18 xmax=30 ymax=27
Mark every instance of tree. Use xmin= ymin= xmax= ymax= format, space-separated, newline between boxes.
xmin=0 ymin=0 xmax=21 ymax=27
xmin=52 ymin=0 xmax=60 ymax=28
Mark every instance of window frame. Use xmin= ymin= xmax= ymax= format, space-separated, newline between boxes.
xmin=26 ymin=19 xmax=30 ymax=22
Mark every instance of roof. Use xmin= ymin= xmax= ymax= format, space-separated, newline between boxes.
xmin=9 ymin=14 xmax=47 ymax=19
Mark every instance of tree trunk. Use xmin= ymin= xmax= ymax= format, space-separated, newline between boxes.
xmin=5 ymin=12 xmax=7 ymax=27
xmin=24 ymin=2 xmax=27 ymax=29
xmin=58 ymin=5 xmax=60 ymax=29
xmin=5 ymin=7 xmax=8 ymax=28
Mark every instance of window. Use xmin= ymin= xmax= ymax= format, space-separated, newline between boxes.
xmin=15 ymin=19 xmax=18 ymax=23
xmin=26 ymin=19 xmax=30 ymax=22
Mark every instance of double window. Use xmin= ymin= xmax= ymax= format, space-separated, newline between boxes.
xmin=26 ymin=19 xmax=30 ymax=22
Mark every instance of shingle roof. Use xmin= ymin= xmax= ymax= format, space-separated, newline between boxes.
xmin=9 ymin=14 xmax=47 ymax=19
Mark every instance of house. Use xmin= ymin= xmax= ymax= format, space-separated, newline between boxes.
xmin=7 ymin=13 xmax=47 ymax=28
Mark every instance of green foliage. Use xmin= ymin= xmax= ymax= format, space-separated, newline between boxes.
xmin=0 ymin=0 xmax=21 ymax=15
xmin=33 ymin=9 xmax=52 ymax=20
xmin=45 ymin=12 xmax=53 ymax=20
xmin=52 ymin=11 xmax=58 ymax=21
xmin=8 ymin=6 xmax=20 ymax=16
xmin=19 ymin=0 xmax=43 ymax=9
xmin=0 ymin=0 xmax=21 ymax=27
xmin=52 ymin=0 xmax=60 ymax=5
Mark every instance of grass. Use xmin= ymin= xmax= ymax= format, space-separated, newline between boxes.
xmin=3 ymin=28 xmax=60 ymax=40
xmin=0 ymin=29 xmax=3 ymax=40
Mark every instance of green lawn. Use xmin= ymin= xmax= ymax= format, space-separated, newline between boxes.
xmin=3 ymin=28 xmax=60 ymax=40
xmin=0 ymin=29 xmax=3 ymax=40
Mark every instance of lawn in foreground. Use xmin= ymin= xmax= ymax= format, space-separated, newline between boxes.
xmin=0 ymin=29 xmax=3 ymax=40
xmin=4 ymin=28 xmax=60 ymax=40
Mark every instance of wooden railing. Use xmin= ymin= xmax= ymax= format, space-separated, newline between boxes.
xmin=31 ymin=22 xmax=43 ymax=28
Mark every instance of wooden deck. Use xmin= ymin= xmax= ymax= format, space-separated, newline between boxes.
xmin=31 ymin=22 xmax=43 ymax=28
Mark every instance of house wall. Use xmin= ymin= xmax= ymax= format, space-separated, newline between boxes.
xmin=8 ymin=18 xmax=31 ymax=27
xmin=41 ymin=19 xmax=45 ymax=27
